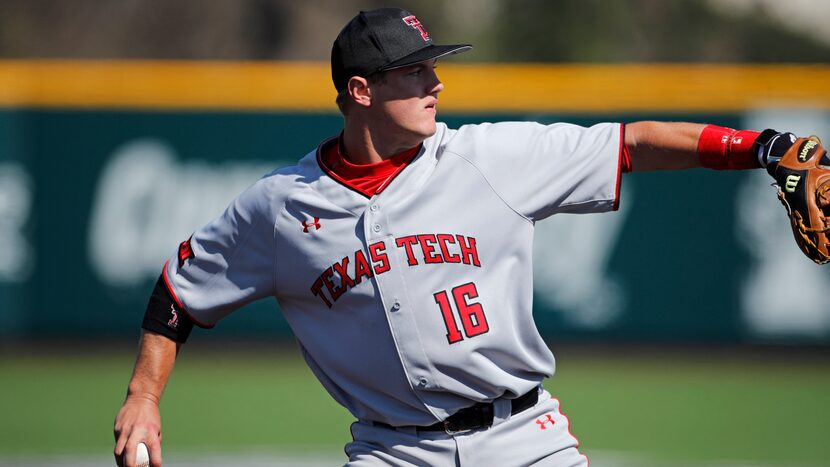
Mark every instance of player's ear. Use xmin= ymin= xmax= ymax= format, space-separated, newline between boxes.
xmin=347 ymin=77 xmax=372 ymax=108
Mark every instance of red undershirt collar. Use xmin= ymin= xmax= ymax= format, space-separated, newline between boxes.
xmin=319 ymin=135 xmax=421 ymax=198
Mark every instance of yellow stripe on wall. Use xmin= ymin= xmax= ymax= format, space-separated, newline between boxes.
xmin=0 ymin=60 xmax=335 ymax=111
xmin=441 ymin=64 xmax=830 ymax=113
xmin=0 ymin=60 xmax=828 ymax=113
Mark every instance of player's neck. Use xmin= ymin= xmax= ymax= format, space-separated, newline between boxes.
xmin=342 ymin=123 xmax=422 ymax=165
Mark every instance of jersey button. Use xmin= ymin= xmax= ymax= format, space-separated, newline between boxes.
xmin=372 ymin=223 xmax=382 ymax=233
xmin=417 ymin=377 xmax=429 ymax=388
xmin=391 ymin=301 xmax=401 ymax=311
xmin=370 ymin=204 xmax=379 ymax=212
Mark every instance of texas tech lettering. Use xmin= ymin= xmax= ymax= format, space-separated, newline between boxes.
xmin=310 ymin=233 xmax=480 ymax=307
xmin=395 ymin=234 xmax=480 ymax=267
xmin=310 ymin=240 xmax=389 ymax=308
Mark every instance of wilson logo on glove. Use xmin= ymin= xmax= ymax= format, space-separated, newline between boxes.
xmin=799 ymin=140 xmax=819 ymax=162
xmin=784 ymin=174 xmax=802 ymax=193
xmin=770 ymin=136 xmax=830 ymax=264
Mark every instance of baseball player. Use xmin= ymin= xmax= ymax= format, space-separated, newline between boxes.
xmin=113 ymin=7 xmax=801 ymax=467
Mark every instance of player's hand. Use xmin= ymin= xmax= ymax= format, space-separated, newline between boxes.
xmin=755 ymin=130 xmax=830 ymax=211
xmin=113 ymin=396 xmax=163 ymax=467
xmin=754 ymin=128 xmax=797 ymax=175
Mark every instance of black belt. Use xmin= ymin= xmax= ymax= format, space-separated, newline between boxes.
xmin=374 ymin=388 xmax=539 ymax=434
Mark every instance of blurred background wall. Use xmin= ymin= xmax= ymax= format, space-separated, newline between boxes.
xmin=1 ymin=0 xmax=829 ymax=62
xmin=1 ymin=0 xmax=829 ymax=346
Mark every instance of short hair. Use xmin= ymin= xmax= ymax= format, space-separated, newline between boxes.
xmin=335 ymin=71 xmax=388 ymax=115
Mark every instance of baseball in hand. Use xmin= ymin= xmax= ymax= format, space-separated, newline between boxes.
xmin=125 ymin=442 xmax=150 ymax=467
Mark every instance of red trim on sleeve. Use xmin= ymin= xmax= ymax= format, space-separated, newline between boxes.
xmin=620 ymin=123 xmax=633 ymax=174
xmin=161 ymin=260 xmax=214 ymax=329
xmin=613 ymin=123 xmax=627 ymax=211
xmin=621 ymin=144 xmax=632 ymax=173
xmin=177 ymin=235 xmax=194 ymax=268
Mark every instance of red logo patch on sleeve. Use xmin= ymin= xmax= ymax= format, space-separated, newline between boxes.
xmin=167 ymin=304 xmax=179 ymax=329
xmin=178 ymin=235 xmax=195 ymax=268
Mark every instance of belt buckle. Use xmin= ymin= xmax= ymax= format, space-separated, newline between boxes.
xmin=442 ymin=419 xmax=473 ymax=435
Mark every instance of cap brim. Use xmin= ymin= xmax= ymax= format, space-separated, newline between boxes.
xmin=380 ymin=44 xmax=472 ymax=71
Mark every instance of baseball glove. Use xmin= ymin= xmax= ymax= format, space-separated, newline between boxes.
xmin=762 ymin=132 xmax=830 ymax=264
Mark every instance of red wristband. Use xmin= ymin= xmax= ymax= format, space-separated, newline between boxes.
xmin=697 ymin=125 xmax=761 ymax=170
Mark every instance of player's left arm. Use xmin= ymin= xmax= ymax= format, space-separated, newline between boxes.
xmin=624 ymin=120 xmax=796 ymax=173
xmin=624 ymin=121 xmax=705 ymax=171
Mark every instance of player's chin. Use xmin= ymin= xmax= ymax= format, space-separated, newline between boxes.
xmin=402 ymin=116 xmax=437 ymax=142
xmin=419 ymin=118 xmax=438 ymax=137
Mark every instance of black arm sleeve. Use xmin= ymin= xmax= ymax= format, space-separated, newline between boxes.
xmin=142 ymin=274 xmax=195 ymax=343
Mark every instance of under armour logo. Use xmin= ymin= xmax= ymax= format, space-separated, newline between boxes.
xmin=402 ymin=15 xmax=430 ymax=41
xmin=535 ymin=414 xmax=556 ymax=430
xmin=168 ymin=304 xmax=179 ymax=328
xmin=302 ymin=217 xmax=322 ymax=233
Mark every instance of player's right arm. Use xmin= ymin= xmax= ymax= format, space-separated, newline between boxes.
xmin=113 ymin=174 xmax=279 ymax=467
xmin=114 ymin=330 xmax=179 ymax=467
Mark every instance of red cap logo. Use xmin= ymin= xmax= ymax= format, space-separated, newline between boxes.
xmin=402 ymin=15 xmax=430 ymax=41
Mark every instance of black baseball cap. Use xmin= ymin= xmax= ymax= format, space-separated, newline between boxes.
xmin=331 ymin=8 xmax=472 ymax=92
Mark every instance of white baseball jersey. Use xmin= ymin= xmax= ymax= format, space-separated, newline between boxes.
xmin=164 ymin=121 xmax=623 ymax=426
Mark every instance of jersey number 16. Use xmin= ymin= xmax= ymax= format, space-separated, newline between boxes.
xmin=433 ymin=282 xmax=489 ymax=345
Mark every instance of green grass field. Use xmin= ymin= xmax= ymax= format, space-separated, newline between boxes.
xmin=1 ymin=343 xmax=829 ymax=466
